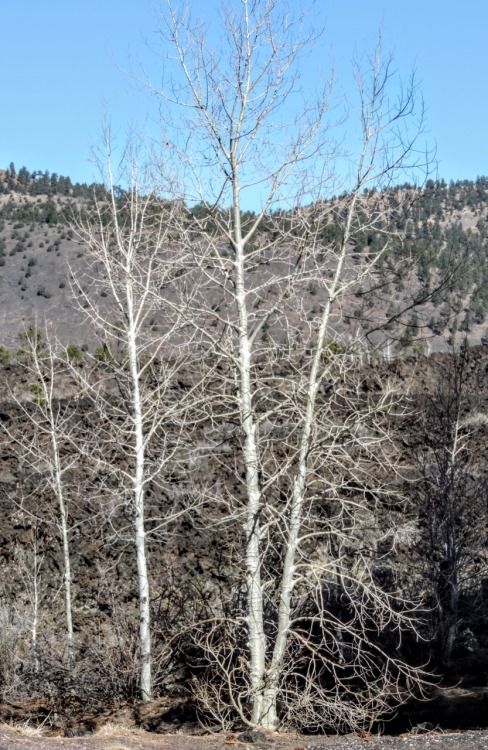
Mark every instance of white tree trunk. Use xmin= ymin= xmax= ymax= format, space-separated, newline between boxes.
xmin=233 ymin=181 xmax=267 ymax=722
xmin=31 ymin=529 xmax=41 ymax=673
xmin=258 ymin=195 xmax=358 ymax=726
xmin=48 ymin=391 xmax=74 ymax=660
xmin=128 ymin=302 xmax=152 ymax=702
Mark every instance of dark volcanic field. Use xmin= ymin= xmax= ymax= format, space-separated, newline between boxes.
xmin=0 ymin=346 xmax=487 ymax=737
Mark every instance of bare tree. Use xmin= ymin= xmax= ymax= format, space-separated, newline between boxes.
xmin=2 ymin=327 xmax=81 ymax=666
xmin=12 ymin=521 xmax=45 ymax=674
xmin=73 ymin=150 xmax=203 ymax=702
xmin=132 ymin=0 xmax=431 ymax=730
xmin=412 ymin=345 xmax=488 ymax=665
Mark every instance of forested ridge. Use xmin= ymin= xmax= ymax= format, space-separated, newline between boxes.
xmin=1 ymin=166 xmax=488 ymax=355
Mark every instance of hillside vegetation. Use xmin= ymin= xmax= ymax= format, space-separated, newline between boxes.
xmin=1 ymin=165 xmax=488 ymax=355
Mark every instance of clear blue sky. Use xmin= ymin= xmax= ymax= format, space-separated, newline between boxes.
xmin=1 ymin=0 xmax=486 ymax=186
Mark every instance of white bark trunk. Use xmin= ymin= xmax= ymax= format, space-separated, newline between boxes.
xmin=231 ymin=170 xmax=267 ymax=725
xmin=127 ymin=300 xmax=152 ymax=703
xmin=32 ymin=531 xmax=40 ymax=673
xmin=51 ymin=422 xmax=74 ymax=662
xmin=240 ymin=357 xmax=266 ymax=725
xmin=259 ymin=195 xmax=358 ymax=727
xmin=135 ymin=500 xmax=152 ymax=702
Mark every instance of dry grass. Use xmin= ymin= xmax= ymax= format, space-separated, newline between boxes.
xmin=95 ymin=720 xmax=144 ymax=737
xmin=7 ymin=720 xmax=49 ymax=737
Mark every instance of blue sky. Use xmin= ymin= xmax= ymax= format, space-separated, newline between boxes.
xmin=1 ymin=1 xmax=486 ymax=187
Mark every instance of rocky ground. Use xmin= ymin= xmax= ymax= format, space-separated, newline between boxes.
xmin=1 ymin=726 xmax=488 ymax=750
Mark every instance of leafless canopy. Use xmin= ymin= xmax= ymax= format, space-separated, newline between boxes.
xmin=125 ymin=0 xmax=432 ymax=731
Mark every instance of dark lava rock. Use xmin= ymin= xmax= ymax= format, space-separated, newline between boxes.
xmin=236 ymin=731 xmax=269 ymax=743
xmin=63 ymin=719 xmax=96 ymax=736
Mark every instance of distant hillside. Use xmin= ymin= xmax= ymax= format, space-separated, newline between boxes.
xmin=1 ymin=164 xmax=488 ymax=354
